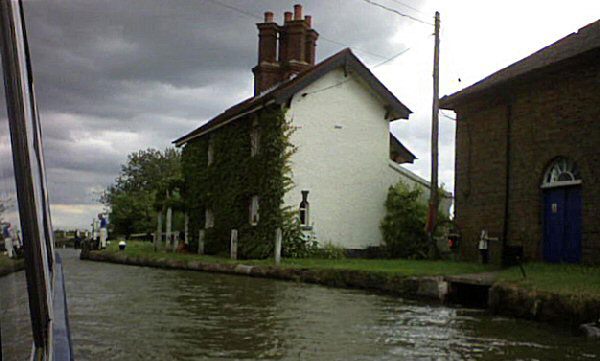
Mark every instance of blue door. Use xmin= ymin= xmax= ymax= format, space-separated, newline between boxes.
xmin=543 ymin=186 xmax=581 ymax=263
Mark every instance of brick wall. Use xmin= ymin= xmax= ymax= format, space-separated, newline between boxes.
xmin=454 ymin=59 xmax=600 ymax=264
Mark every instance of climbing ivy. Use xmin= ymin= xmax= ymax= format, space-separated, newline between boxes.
xmin=182 ymin=106 xmax=297 ymax=258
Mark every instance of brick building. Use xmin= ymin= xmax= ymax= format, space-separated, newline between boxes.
xmin=440 ymin=20 xmax=600 ymax=264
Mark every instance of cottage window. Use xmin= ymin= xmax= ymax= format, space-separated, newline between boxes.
xmin=299 ymin=190 xmax=310 ymax=227
xmin=207 ymin=139 xmax=214 ymax=166
xmin=250 ymin=127 xmax=260 ymax=157
xmin=249 ymin=195 xmax=259 ymax=226
xmin=205 ymin=208 xmax=214 ymax=228
xmin=541 ymin=157 xmax=582 ymax=188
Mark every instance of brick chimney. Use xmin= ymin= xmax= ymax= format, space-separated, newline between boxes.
xmin=252 ymin=11 xmax=280 ymax=96
xmin=252 ymin=4 xmax=319 ymax=95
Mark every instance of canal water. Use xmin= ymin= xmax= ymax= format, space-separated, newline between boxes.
xmin=2 ymin=249 xmax=600 ymax=360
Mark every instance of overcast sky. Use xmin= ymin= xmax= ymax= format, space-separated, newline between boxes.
xmin=0 ymin=0 xmax=598 ymax=229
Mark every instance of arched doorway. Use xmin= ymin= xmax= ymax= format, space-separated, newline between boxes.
xmin=541 ymin=158 xmax=582 ymax=263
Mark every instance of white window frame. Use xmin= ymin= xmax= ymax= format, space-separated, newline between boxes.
xmin=299 ymin=202 xmax=309 ymax=227
xmin=250 ymin=127 xmax=260 ymax=157
xmin=249 ymin=195 xmax=259 ymax=226
xmin=540 ymin=157 xmax=582 ymax=189
xmin=205 ymin=208 xmax=214 ymax=228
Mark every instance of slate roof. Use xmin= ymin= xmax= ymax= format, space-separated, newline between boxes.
xmin=440 ymin=19 xmax=600 ymax=109
xmin=390 ymin=133 xmax=416 ymax=164
xmin=174 ymin=48 xmax=412 ymax=146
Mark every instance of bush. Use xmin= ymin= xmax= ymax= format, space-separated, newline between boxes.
xmin=281 ymin=214 xmax=319 ymax=258
xmin=315 ymin=241 xmax=346 ymax=259
xmin=380 ymin=182 xmax=428 ymax=259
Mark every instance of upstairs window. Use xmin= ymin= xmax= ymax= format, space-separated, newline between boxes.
xmin=207 ymin=139 xmax=214 ymax=166
xmin=250 ymin=119 xmax=260 ymax=157
xmin=205 ymin=208 xmax=214 ymax=228
xmin=249 ymin=196 xmax=259 ymax=226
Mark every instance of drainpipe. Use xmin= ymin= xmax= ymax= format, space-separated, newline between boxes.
xmin=502 ymin=100 xmax=512 ymax=266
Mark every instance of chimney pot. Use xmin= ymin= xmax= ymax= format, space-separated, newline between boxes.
xmin=304 ymin=15 xmax=312 ymax=27
xmin=284 ymin=11 xmax=292 ymax=22
xmin=294 ymin=4 xmax=302 ymax=20
xmin=264 ymin=11 xmax=274 ymax=23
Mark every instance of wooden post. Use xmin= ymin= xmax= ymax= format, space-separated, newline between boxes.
xmin=166 ymin=206 xmax=172 ymax=250
xmin=155 ymin=210 xmax=163 ymax=251
xmin=274 ymin=227 xmax=282 ymax=265
xmin=184 ymin=213 xmax=189 ymax=245
xmin=198 ymin=229 xmax=205 ymax=255
xmin=230 ymin=229 xmax=238 ymax=260
xmin=428 ymin=11 xmax=441 ymax=236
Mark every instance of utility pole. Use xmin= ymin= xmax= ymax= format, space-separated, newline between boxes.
xmin=428 ymin=11 xmax=440 ymax=244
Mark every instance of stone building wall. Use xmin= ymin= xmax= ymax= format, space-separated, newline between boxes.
xmin=453 ymin=59 xmax=600 ymax=263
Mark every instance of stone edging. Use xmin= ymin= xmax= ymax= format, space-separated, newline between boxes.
xmin=83 ymin=250 xmax=600 ymax=333
xmin=488 ymin=283 xmax=600 ymax=327
xmin=83 ymin=251 xmax=448 ymax=302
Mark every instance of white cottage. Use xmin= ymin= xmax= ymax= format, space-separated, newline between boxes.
xmin=175 ymin=5 xmax=450 ymax=254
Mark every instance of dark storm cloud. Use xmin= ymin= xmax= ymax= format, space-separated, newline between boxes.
xmin=6 ymin=0 xmax=418 ymax=217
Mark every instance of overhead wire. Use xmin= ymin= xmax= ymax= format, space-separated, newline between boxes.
xmin=203 ymin=0 xmax=406 ymax=60
xmin=300 ymin=46 xmax=414 ymax=96
xmin=358 ymin=0 xmax=434 ymax=25
xmin=386 ymin=0 xmax=427 ymax=16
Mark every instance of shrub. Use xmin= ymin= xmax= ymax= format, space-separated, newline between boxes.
xmin=281 ymin=213 xmax=319 ymax=258
xmin=315 ymin=241 xmax=346 ymax=260
xmin=380 ymin=182 xmax=428 ymax=259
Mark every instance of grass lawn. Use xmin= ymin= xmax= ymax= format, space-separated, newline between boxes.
xmin=0 ymin=253 xmax=23 ymax=275
xmin=0 ymin=254 xmax=13 ymax=268
xmin=497 ymin=263 xmax=600 ymax=298
xmin=103 ymin=241 xmax=497 ymax=277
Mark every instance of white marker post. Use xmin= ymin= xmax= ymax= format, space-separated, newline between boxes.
xmin=275 ymin=227 xmax=282 ymax=265
xmin=230 ymin=229 xmax=238 ymax=260
xmin=198 ymin=229 xmax=205 ymax=255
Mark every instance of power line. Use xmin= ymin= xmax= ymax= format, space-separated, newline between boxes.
xmin=301 ymin=46 xmax=413 ymax=96
xmin=319 ymin=36 xmax=387 ymax=59
xmin=203 ymin=0 xmax=399 ymax=61
xmin=358 ymin=0 xmax=433 ymax=25
xmin=387 ymin=0 xmax=427 ymax=16
xmin=440 ymin=110 xmax=456 ymax=121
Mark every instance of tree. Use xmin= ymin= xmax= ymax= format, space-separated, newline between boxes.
xmin=380 ymin=182 xmax=428 ymax=259
xmin=102 ymin=148 xmax=182 ymax=239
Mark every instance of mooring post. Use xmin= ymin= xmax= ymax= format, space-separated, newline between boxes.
xmin=166 ymin=206 xmax=173 ymax=250
xmin=184 ymin=213 xmax=189 ymax=245
xmin=230 ymin=229 xmax=238 ymax=260
xmin=275 ymin=227 xmax=282 ymax=265
xmin=198 ymin=229 xmax=205 ymax=255
xmin=155 ymin=210 xmax=163 ymax=251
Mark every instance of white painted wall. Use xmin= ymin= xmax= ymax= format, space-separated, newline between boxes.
xmin=283 ymin=68 xmax=451 ymax=249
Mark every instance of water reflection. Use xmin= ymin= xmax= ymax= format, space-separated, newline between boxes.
xmin=58 ymin=249 xmax=599 ymax=361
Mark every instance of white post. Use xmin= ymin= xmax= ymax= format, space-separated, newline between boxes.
xmin=155 ymin=211 xmax=163 ymax=251
xmin=275 ymin=227 xmax=282 ymax=265
xmin=198 ymin=229 xmax=205 ymax=255
xmin=230 ymin=229 xmax=238 ymax=260
xmin=184 ymin=213 xmax=189 ymax=245
xmin=166 ymin=206 xmax=173 ymax=250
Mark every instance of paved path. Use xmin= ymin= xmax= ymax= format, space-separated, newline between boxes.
xmin=444 ymin=271 xmax=498 ymax=286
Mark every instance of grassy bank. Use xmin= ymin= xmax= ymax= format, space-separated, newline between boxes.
xmin=104 ymin=242 xmax=600 ymax=297
xmin=0 ymin=254 xmax=24 ymax=277
xmin=497 ymin=263 xmax=600 ymax=298
xmin=103 ymin=241 xmax=495 ymax=276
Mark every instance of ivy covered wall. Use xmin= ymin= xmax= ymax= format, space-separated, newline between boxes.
xmin=181 ymin=106 xmax=296 ymax=259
